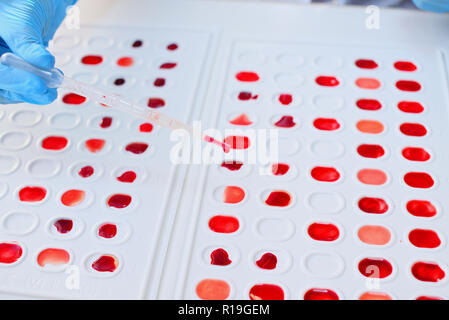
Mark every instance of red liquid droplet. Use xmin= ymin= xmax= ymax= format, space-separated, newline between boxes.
xmin=114 ymin=78 xmax=125 ymax=86
xmin=223 ymin=136 xmax=250 ymax=150
xmin=316 ymin=76 xmax=339 ymax=87
xmin=54 ymin=219 xmax=73 ymax=234
xmin=394 ymin=61 xmax=417 ymax=72
xmin=357 ymin=144 xmax=385 ymax=158
xmin=117 ymin=56 xmax=134 ymax=67
xmin=61 ymin=189 xmax=85 ymax=207
xmin=167 ymin=43 xmax=178 ymax=51
xmin=404 ymin=172 xmax=434 ymax=189
xmin=78 ymin=165 xmax=94 ymax=178
xmin=265 ymin=191 xmax=291 ymax=207
xmin=230 ymin=114 xmax=252 ymax=126
xmin=223 ymin=186 xmax=245 ymax=204
xmin=358 ymin=197 xmax=388 ymax=214
xmin=355 ymin=59 xmax=378 ymax=69
xmin=160 ymin=62 xmax=177 ymax=69
xmin=308 ymin=223 xmax=340 ymax=241
xmin=304 ymin=288 xmax=339 ymax=300
xmin=125 ymin=142 xmax=149 ymax=154
xmin=272 ymin=163 xmax=289 ymax=176
xmin=238 ymin=91 xmax=258 ymax=101
xmin=0 ymin=243 xmax=22 ymax=264
xmin=147 ymin=98 xmax=165 ymax=108
xmin=139 ymin=123 xmax=154 ymax=132
xmin=132 ymin=40 xmax=143 ymax=48
xmin=358 ymin=258 xmax=393 ymax=279
xmin=311 ymin=166 xmax=340 ymax=182
xmin=279 ymin=94 xmax=293 ymax=105
xmin=274 ymin=116 xmax=296 ymax=128
xmin=92 ymin=255 xmax=118 ymax=272
xmin=100 ymin=117 xmax=112 ymax=128
xmin=85 ymin=139 xmax=105 ymax=153
xmin=256 ymin=253 xmax=277 ymax=270
xmin=406 ymin=200 xmax=437 ymax=218
xmin=98 ymin=224 xmax=117 ymax=239
xmin=396 ymin=80 xmax=421 ymax=92
xmin=412 ymin=262 xmax=445 ymax=282
xmin=117 ymin=171 xmax=137 ymax=183
xmin=62 ymin=93 xmax=86 ymax=105
xmin=313 ymin=118 xmax=340 ymax=131
xmin=19 ymin=186 xmax=46 ymax=202
xmin=236 ymin=71 xmax=260 ymax=82
xmin=409 ymin=229 xmax=441 ymax=248
xmin=400 ymin=123 xmax=427 ymax=137
xmin=210 ymin=248 xmax=232 ymax=266
xmin=402 ymin=147 xmax=430 ymax=162
xmin=208 ymin=215 xmax=239 ymax=234
xmin=249 ymin=284 xmax=284 ymax=300
xmin=107 ymin=194 xmax=132 ymax=209
xmin=42 ymin=136 xmax=68 ymax=150
xmin=356 ymin=99 xmax=382 ymax=111
xmin=221 ymin=161 xmax=243 ymax=171
xmin=416 ymin=296 xmax=443 ymax=300
xmin=37 ymin=248 xmax=70 ymax=267
xmin=81 ymin=55 xmax=103 ymax=65
xmin=398 ymin=101 xmax=424 ymax=113
xmin=154 ymin=78 xmax=166 ymax=87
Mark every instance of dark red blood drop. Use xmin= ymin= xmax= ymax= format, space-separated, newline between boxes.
xmin=308 ymin=223 xmax=340 ymax=241
xmin=92 ymin=255 xmax=117 ymax=272
xmin=107 ymin=194 xmax=132 ymax=208
xmin=404 ymin=172 xmax=434 ymax=189
xmin=132 ymin=40 xmax=143 ymax=48
xmin=147 ymin=98 xmax=165 ymax=108
xmin=54 ymin=219 xmax=73 ymax=234
xmin=19 ymin=186 xmax=46 ymax=202
xmin=98 ymin=224 xmax=117 ymax=239
xmin=355 ymin=59 xmax=378 ymax=69
xmin=221 ymin=161 xmax=243 ymax=171
xmin=0 ymin=243 xmax=22 ymax=264
xmin=394 ymin=61 xmax=417 ymax=72
xmin=412 ymin=262 xmax=445 ymax=282
xmin=167 ymin=43 xmax=178 ymax=51
xmin=356 ymin=99 xmax=382 ymax=111
xmin=396 ymin=80 xmax=421 ymax=92
xmin=358 ymin=197 xmax=388 ymax=214
xmin=208 ymin=215 xmax=239 ymax=233
xmin=256 ymin=253 xmax=277 ymax=270
xmin=139 ymin=123 xmax=154 ymax=133
xmin=416 ymin=296 xmax=443 ymax=300
xmin=313 ymin=118 xmax=340 ymax=131
xmin=81 ymin=55 xmax=103 ymax=65
xmin=125 ymin=142 xmax=149 ymax=154
xmin=402 ymin=147 xmax=430 ymax=162
xmin=42 ymin=136 xmax=68 ymax=150
xmin=406 ymin=200 xmax=437 ymax=218
xmin=114 ymin=78 xmax=125 ymax=86
xmin=210 ymin=248 xmax=232 ymax=266
xmin=315 ymin=76 xmax=339 ymax=87
xmin=304 ymin=289 xmax=339 ymax=300
xmin=100 ymin=117 xmax=112 ymax=128
xmin=238 ymin=92 xmax=258 ymax=100
xmin=311 ymin=167 xmax=340 ymax=182
xmin=160 ymin=62 xmax=177 ymax=69
xmin=398 ymin=101 xmax=424 ymax=113
xmin=357 ymin=144 xmax=385 ymax=158
xmin=272 ymin=163 xmax=289 ymax=176
xmin=62 ymin=93 xmax=86 ymax=105
xmin=78 ymin=165 xmax=94 ymax=178
xmin=249 ymin=284 xmax=284 ymax=300
xmin=400 ymin=123 xmax=427 ymax=137
xmin=274 ymin=116 xmax=296 ymax=128
xmin=279 ymin=94 xmax=293 ymax=105
xmin=265 ymin=191 xmax=291 ymax=207
xmin=223 ymin=136 xmax=250 ymax=150
xmin=154 ymin=78 xmax=166 ymax=87
xmin=117 ymin=171 xmax=137 ymax=183
xmin=409 ymin=229 xmax=441 ymax=248
xmin=358 ymin=258 xmax=393 ymax=279
xmin=236 ymin=71 xmax=260 ymax=82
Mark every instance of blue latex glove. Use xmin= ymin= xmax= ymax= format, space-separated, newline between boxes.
xmin=0 ymin=0 xmax=77 ymax=105
xmin=412 ymin=0 xmax=449 ymax=12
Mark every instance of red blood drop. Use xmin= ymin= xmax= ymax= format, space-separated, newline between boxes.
xmin=98 ymin=224 xmax=117 ymax=239
xmin=308 ymin=223 xmax=340 ymax=241
xmin=272 ymin=163 xmax=289 ymax=176
xmin=132 ymin=40 xmax=143 ymax=48
xmin=117 ymin=56 xmax=134 ymax=67
xmin=42 ymin=136 xmax=68 ymax=150
xmin=125 ymin=142 xmax=149 ymax=154
xmin=355 ymin=59 xmax=378 ymax=69
xmin=223 ymin=136 xmax=250 ymax=150
xmin=411 ymin=262 xmax=445 ymax=282
xmin=256 ymin=253 xmax=277 ymax=270
xmin=279 ymin=94 xmax=293 ymax=105
xmin=249 ymin=284 xmax=284 ymax=300
xmin=210 ymin=248 xmax=232 ymax=266
xmin=208 ymin=215 xmax=239 ymax=233
xmin=406 ymin=200 xmax=437 ymax=218
xmin=78 ymin=165 xmax=94 ymax=178
xmin=100 ymin=117 xmax=112 ymax=128
xmin=117 ymin=171 xmax=137 ymax=183
xmin=62 ymin=93 xmax=86 ymax=105
xmin=274 ymin=116 xmax=296 ymax=128
xmin=311 ymin=167 xmax=340 ymax=182
xmin=358 ymin=258 xmax=393 ymax=279
xmin=394 ymin=61 xmax=417 ymax=72
xmin=304 ymin=289 xmax=339 ymax=300
xmin=54 ymin=219 xmax=73 ymax=234
xmin=229 ymin=114 xmax=252 ymax=126
xmin=147 ymin=98 xmax=165 ymax=108
xmin=396 ymin=80 xmax=421 ymax=92
xmin=114 ymin=78 xmax=125 ymax=86
xmin=139 ymin=123 xmax=154 ymax=132
xmin=358 ymin=197 xmax=388 ymax=214
xmin=107 ymin=194 xmax=132 ymax=208
xmin=81 ymin=55 xmax=103 ymax=65
xmin=154 ymin=78 xmax=166 ymax=87
xmin=398 ymin=101 xmax=424 ymax=113
xmin=19 ymin=186 xmax=46 ymax=202
xmin=265 ymin=191 xmax=291 ymax=207
xmin=160 ymin=62 xmax=177 ymax=69
xmin=357 ymin=144 xmax=385 ymax=158
xmin=0 ymin=243 xmax=22 ymax=264
xmin=221 ymin=161 xmax=243 ymax=171
xmin=236 ymin=71 xmax=260 ymax=82
xmin=404 ymin=172 xmax=434 ymax=189
xmin=85 ymin=139 xmax=105 ymax=153
xmin=402 ymin=147 xmax=430 ymax=162
xmin=315 ymin=76 xmax=339 ymax=87
xmin=238 ymin=91 xmax=258 ymax=101
xmin=313 ymin=118 xmax=340 ymax=131
xmin=409 ymin=229 xmax=441 ymax=248
xmin=167 ymin=43 xmax=178 ymax=51
xmin=356 ymin=99 xmax=382 ymax=111
xmin=416 ymin=296 xmax=443 ymax=300
xmin=92 ymin=255 xmax=118 ymax=272
xmin=400 ymin=123 xmax=427 ymax=137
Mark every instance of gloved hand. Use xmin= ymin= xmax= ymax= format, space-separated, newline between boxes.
xmin=0 ymin=0 xmax=77 ymax=105
xmin=412 ymin=0 xmax=449 ymax=12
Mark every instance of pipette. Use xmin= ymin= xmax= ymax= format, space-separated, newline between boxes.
xmin=0 ymin=53 xmax=230 ymax=152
